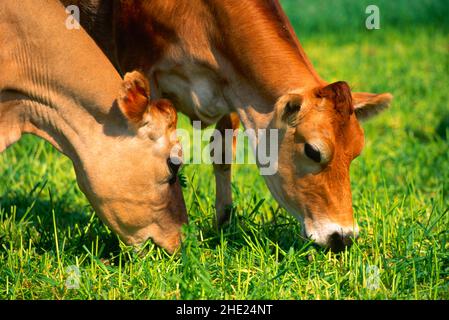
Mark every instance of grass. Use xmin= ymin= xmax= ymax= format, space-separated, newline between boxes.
xmin=1 ymin=0 xmax=448 ymax=299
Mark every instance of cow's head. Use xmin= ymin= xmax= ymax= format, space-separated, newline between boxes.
xmin=116 ymin=71 xmax=188 ymax=252
xmin=270 ymin=81 xmax=392 ymax=252
xmin=77 ymin=71 xmax=187 ymax=253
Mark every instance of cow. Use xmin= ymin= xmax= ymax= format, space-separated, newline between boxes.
xmin=60 ymin=0 xmax=393 ymax=252
xmin=0 ymin=0 xmax=188 ymax=253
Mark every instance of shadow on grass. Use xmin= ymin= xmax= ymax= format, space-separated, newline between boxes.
xmin=436 ymin=113 xmax=449 ymax=141
xmin=0 ymin=192 xmax=120 ymax=259
xmin=282 ymin=0 xmax=449 ymax=40
xmin=404 ymin=112 xmax=449 ymax=143
xmin=197 ymin=208 xmax=310 ymax=257
xmin=1 ymin=185 xmax=312 ymax=262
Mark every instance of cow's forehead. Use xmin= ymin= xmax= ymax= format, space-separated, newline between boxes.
xmin=299 ymin=94 xmax=363 ymax=153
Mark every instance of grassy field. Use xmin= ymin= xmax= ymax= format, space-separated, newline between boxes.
xmin=1 ymin=0 xmax=448 ymax=299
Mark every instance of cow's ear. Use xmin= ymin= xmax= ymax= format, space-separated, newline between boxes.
xmin=118 ymin=71 xmax=151 ymax=127
xmin=352 ymin=92 xmax=393 ymax=121
xmin=150 ymin=99 xmax=178 ymax=130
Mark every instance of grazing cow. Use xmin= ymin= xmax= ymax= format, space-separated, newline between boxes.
xmin=62 ymin=0 xmax=393 ymax=252
xmin=0 ymin=0 xmax=188 ymax=253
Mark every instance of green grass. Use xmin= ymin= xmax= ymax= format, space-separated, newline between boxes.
xmin=1 ymin=0 xmax=448 ymax=299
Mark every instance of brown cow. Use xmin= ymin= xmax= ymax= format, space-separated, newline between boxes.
xmin=62 ymin=0 xmax=393 ymax=252
xmin=0 ymin=0 xmax=187 ymax=253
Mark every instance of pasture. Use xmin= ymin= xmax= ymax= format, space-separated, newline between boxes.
xmin=1 ymin=0 xmax=448 ymax=299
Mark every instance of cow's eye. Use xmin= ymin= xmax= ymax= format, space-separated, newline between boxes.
xmin=282 ymin=99 xmax=302 ymax=126
xmin=167 ymin=158 xmax=181 ymax=184
xmin=304 ymin=143 xmax=321 ymax=163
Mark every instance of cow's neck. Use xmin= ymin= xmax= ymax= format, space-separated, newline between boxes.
xmin=0 ymin=0 xmax=123 ymax=182
xmin=113 ymin=0 xmax=324 ymax=132
xmin=213 ymin=0 xmax=322 ymax=96
xmin=211 ymin=0 xmax=324 ymax=131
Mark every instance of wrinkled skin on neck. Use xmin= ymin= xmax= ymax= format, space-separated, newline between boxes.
xmin=0 ymin=0 xmax=187 ymax=253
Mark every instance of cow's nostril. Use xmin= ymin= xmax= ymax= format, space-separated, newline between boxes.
xmin=328 ymin=232 xmax=354 ymax=253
